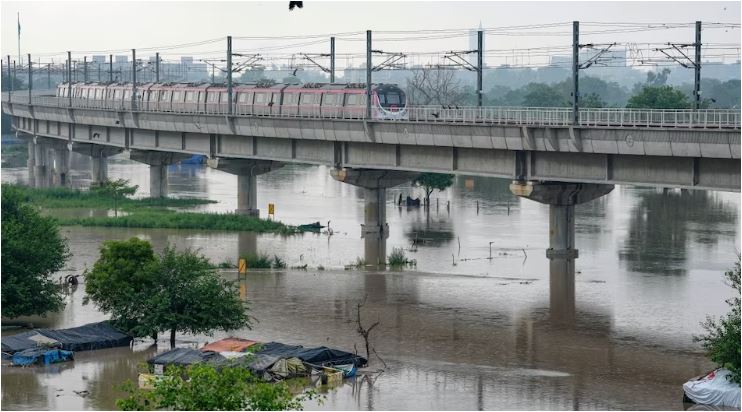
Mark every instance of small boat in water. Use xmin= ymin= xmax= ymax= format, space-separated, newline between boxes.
xmin=332 ymin=363 xmax=357 ymax=378
xmin=298 ymin=222 xmax=325 ymax=232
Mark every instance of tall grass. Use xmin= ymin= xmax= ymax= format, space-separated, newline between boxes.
xmin=58 ymin=210 xmax=299 ymax=234
xmin=4 ymin=184 xmax=215 ymax=210
xmin=240 ymin=253 xmax=288 ymax=269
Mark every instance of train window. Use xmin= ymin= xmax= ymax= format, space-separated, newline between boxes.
xmin=284 ymin=93 xmax=299 ymax=104
xmin=347 ymin=94 xmax=364 ymax=105
xmin=301 ymin=93 xmax=319 ymax=104
xmin=172 ymin=91 xmax=182 ymax=101
xmin=220 ymin=93 xmax=229 ymax=103
xmin=323 ymin=94 xmax=336 ymax=105
xmin=384 ymin=94 xmax=401 ymax=105
xmin=185 ymin=91 xmax=195 ymax=101
xmin=160 ymin=91 xmax=170 ymax=101
xmin=255 ymin=93 xmax=266 ymax=104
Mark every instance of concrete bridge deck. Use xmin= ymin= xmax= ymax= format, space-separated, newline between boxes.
xmin=3 ymin=93 xmax=740 ymax=192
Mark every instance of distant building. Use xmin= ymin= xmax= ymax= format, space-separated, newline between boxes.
xmin=114 ymin=55 xmax=128 ymax=64
xmin=92 ymin=55 xmax=106 ymax=64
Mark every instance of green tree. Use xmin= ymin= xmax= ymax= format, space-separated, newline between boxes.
xmin=520 ymin=83 xmax=567 ymax=107
xmin=91 ymin=178 xmax=138 ymax=217
xmin=1 ymin=185 xmax=69 ymax=318
xmin=117 ymin=363 xmax=317 ymax=411
xmin=414 ymin=173 xmax=454 ymax=206
xmin=626 ymin=85 xmax=691 ymax=109
xmin=645 ymin=68 xmax=672 ymax=86
xmin=580 ymin=92 xmax=606 ymax=108
xmin=85 ymin=239 xmax=251 ymax=348
xmin=695 ymin=258 xmax=741 ymax=383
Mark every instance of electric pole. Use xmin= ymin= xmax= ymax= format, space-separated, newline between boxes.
xmin=572 ymin=21 xmax=579 ymax=125
xmin=27 ymin=53 xmax=32 ymax=104
xmin=227 ymin=36 xmax=233 ymax=114
xmin=477 ymin=29 xmax=483 ymax=107
xmin=67 ymin=51 xmax=72 ymax=106
xmin=155 ymin=52 xmax=160 ymax=83
xmin=366 ymin=30 xmax=372 ymax=119
xmin=330 ymin=36 xmax=335 ymax=83
xmin=109 ymin=54 xmax=113 ymax=82
xmin=694 ymin=20 xmax=702 ymax=110
xmin=83 ymin=56 xmax=88 ymax=82
xmin=132 ymin=49 xmax=137 ymax=110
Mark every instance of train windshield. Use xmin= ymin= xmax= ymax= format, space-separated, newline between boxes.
xmin=376 ymin=85 xmax=406 ymax=110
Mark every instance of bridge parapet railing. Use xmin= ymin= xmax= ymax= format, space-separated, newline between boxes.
xmin=3 ymin=93 xmax=739 ymax=129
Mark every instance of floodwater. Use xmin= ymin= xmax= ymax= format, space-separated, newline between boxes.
xmin=1 ymin=150 xmax=740 ymax=410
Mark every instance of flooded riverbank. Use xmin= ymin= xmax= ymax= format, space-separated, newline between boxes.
xmin=1 ymin=151 xmax=739 ymax=410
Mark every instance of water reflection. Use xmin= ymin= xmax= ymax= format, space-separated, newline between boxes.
xmin=620 ymin=189 xmax=738 ymax=275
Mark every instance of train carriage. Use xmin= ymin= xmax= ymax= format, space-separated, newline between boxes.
xmin=55 ymin=81 xmax=408 ymax=119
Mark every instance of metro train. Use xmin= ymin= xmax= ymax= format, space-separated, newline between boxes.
xmin=55 ymin=81 xmax=408 ymax=120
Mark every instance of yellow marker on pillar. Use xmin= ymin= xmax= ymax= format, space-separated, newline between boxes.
xmin=238 ymin=258 xmax=247 ymax=274
xmin=268 ymin=203 xmax=275 ymax=217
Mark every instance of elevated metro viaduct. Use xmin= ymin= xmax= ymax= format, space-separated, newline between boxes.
xmin=3 ymin=94 xmax=740 ymax=275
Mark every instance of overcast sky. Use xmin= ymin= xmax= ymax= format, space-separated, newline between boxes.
xmin=1 ymin=1 xmax=739 ymax=68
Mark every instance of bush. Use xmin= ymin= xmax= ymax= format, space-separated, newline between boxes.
xmin=695 ymin=258 xmax=741 ymax=383
xmin=388 ymin=247 xmax=409 ymax=267
xmin=117 ymin=363 xmax=320 ymax=411
xmin=241 ymin=254 xmax=273 ymax=269
xmin=271 ymin=255 xmax=287 ymax=269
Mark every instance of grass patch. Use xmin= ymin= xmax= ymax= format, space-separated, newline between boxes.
xmin=240 ymin=253 xmax=289 ymax=269
xmin=5 ymin=183 xmax=215 ymax=210
xmin=388 ymin=247 xmax=417 ymax=268
xmin=58 ymin=209 xmax=299 ymax=234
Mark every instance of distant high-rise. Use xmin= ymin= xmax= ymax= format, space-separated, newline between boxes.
xmin=92 ymin=55 xmax=106 ymax=64
xmin=468 ymin=22 xmax=484 ymax=66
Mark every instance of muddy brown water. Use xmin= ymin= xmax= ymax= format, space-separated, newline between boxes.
xmin=1 ymin=151 xmax=739 ymax=410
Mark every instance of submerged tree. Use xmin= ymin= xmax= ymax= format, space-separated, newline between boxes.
xmin=413 ymin=173 xmax=454 ymax=207
xmin=85 ymin=238 xmax=251 ymax=348
xmin=1 ymin=185 xmax=69 ymax=318
xmin=695 ymin=258 xmax=741 ymax=383
xmin=91 ymin=178 xmax=138 ymax=217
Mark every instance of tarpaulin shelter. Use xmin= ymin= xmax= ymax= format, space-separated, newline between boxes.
xmin=269 ymin=357 xmax=307 ymax=379
xmin=148 ymin=348 xmax=225 ymax=367
xmin=1 ymin=322 xmax=131 ymax=354
xmin=200 ymin=337 xmax=258 ymax=353
xmin=11 ymin=348 xmax=74 ymax=367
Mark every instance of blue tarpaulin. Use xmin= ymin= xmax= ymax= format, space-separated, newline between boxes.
xmin=12 ymin=348 xmax=74 ymax=366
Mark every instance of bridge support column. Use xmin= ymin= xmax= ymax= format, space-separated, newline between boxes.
xmin=50 ymin=146 xmax=70 ymax=187
xmin=510 ymin=181 xmax=613 ymax=269
xmin=71 ymin=144 xmax=124 ymax=187
xmin=207 ymin=158 xmax=284 ymax=217
xmin=129 ymin=150 xmax=191 ymax=198
xmin=331 ymin=168 xmax=419 ymax=266
xmin=26 ymin=137 xmax=36 ymax=185
xmin=510 ymin=181 xmax=613 ymax=325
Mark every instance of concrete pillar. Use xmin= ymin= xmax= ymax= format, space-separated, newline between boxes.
xmin=91 ymin=155 xmax=108 ymax=186
xmin=26 ymin=137 xmax=36 ymax=185
xmin=207 ymin=158 xmax=283 ymax=217
xmin=362 ymin=186 xmax=388 ymax=265
xmin=511 ymin=180 xmax=613 ymax=321
xmin=33 ymin=140 xmax=51 ymax=188
xmin=150 ymin=164 xmax=168 ymax=198
xmin=71 ymin=143 xmax=123 ymax=187
xmin=331 ymin=168 xmax=419 ymax=266
xmin=129 ymin=150 xmax=191 ymax=198
xmin=237 ymin=174 xmax=258 ymax=216
xmin=50 ymin=147 xmax=70 ymax=187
